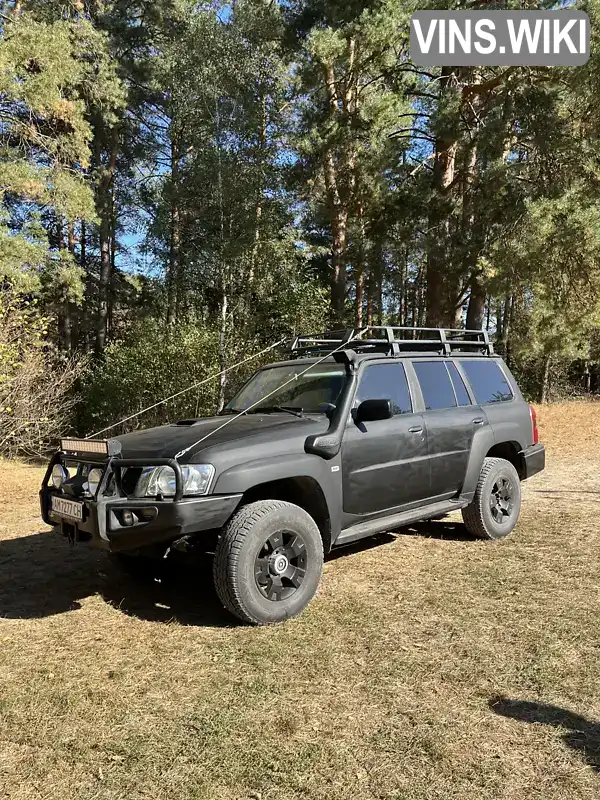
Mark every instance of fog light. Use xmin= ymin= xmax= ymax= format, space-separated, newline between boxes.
xmin=121 ymin=510 xmax=136 ymax=527
xmin=52 ymin=463 xmax=69 ymax=489
xmin=87 ymin=467 xmax=103 ymax=496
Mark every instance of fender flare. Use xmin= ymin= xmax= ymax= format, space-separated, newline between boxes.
xmin=460 ymin=426 xmax=495 ymax=500
xmin=213 ymin=453 xmax=342 ymax=541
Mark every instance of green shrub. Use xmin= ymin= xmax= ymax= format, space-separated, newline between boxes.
xmin=76 ymin=321 xmax=288 ymax=437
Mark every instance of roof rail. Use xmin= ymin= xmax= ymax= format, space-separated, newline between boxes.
xmin=290 ymin=326 xmax=494 ymax=358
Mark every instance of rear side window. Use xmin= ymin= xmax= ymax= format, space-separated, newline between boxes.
xmin=459 ymin=360 xmax=514 ymax=404
xmin=446 ymin=362 xmax=471 ymax=406
xmin=356 ymin=363 xmax=412 ymax=415
xmin=413 ymin=361 xmax=456 ymax=411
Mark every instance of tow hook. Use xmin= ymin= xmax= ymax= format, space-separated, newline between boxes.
xmin=169 ymin=535 xmax=196 ymax=554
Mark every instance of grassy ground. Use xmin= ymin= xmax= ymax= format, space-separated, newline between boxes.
xmin=1 ymin=401 xmax=600 ymax=800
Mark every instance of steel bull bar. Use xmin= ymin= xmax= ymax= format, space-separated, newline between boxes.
xmin=40 ymin=439 xmax=240 ymax=551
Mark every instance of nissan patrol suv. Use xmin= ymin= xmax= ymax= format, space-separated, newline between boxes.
xmin=40 ymin=327 xmax=545 ymax=625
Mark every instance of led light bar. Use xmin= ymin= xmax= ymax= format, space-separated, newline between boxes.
xmin=60 ymin=438 xmax=109 ymax=456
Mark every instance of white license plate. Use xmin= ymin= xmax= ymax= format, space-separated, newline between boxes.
xmin=51 ymin=496 xmax=84 ymax=522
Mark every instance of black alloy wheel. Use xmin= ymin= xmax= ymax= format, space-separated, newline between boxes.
xmin=489 ymin=476 xmax=515 ymax=525
xmin=254 ymin=530 xmax=307 ymax=601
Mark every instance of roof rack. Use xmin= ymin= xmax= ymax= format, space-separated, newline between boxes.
xmin=290 ymin=326 xmax=494 ymax=359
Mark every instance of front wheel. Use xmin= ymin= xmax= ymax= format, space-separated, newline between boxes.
xmin=213 ymin=500 xmax=324 ymax=625
xmin=462 ymin=457 xmax=521 ymax=540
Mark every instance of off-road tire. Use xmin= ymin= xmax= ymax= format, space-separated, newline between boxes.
xmin=213 ymin=500 xmax=324 ymax=625
xmin=462 ymin=457 xmax=521 ymax=540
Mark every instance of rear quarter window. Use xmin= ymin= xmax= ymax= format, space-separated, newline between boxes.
xmin=412 ymin=361 xmax=457 ymax=411
xmin=446 ymin=362 xmax=471 ymax=406
xmin=459 ymin=360 xmax=514 ymax=404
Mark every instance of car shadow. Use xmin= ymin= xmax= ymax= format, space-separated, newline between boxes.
xmin=328 ymin=520 xmax=473 ymax=560
xmin=1 ymin=520 xmax=472 ymax=624
xmin=101 ymin=558 xmax=237 ymax=627
xmin=0 ymin=528 xmax=104 ymax=619
xmin=0 ymin=528 xmax=233 ymax=627
xmin=490 ymin=696 xmax=600 ymax=772
xmin=535 ymin=489 xmax=600 ymax=498
xmin=401 ymin=518 xmax=474 ymax=541
xmin=326 ymin=532 xmax=397 ymax=561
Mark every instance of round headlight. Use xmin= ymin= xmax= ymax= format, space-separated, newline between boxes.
xmin=87 ymin=467 xmax=103 ymax=496
xmin=52 ymin=464 xmax=69 ymax=489
xmin=156 ymin=466 xmax=176 ymax=497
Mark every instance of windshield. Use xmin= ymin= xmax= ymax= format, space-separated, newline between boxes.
xmin=226 ymin=363 xmax=347 ymax=414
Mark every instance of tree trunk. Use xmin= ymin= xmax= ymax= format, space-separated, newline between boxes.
xmin=366 ymin=265 xmax=375 ymax=327
xmin=215 ymin=100 xmax=228 ymax=413
xmin=167 ymin=134 xmax=181 ymax=327
xmin=501 ymin=294 xmax=513 ymax=350
xmin=96 ymin=221 xmax=111 ymax=353
xmin=410 ymin=270 xmax=418 ymax=328
xmin=108 ymin=194 xmax=116 ymax=339
xmin=417 ymin=267 xmax=427 ymax=327
xmin=355 ymin=268 xmax=364 ymax=328
xmin=502 ymin=294 xmax=515 ymax=365
xmin=451 ymin=301 xmax=463 ymax=328
xmin=325 ymin=149 xmax=348 ymax=324
xmin=426 ymin=67 xmax=458 ymax=327
xmin=495 ymin=301 xmax=502 ymax=339
xmin=95 ymin=135 xmax=118 ymax=354
xmin=426 ymin=141 xmax=457 ymax=325
xmin=249 ymin=95 xmax=267 ymax=290
xmin=167 ymin=204 xmax=181 ymax=326
xmin=583 ymin=359 xmax=591 ymax=393
xmin=355 ymin=206 xmax=366 ymax=328
xmin=56 ymin=219 xmax=71 ymax=352
xmin=322 ymin=58 xmax=356 ymax=325
xmin=80 ymin=218 xmax=90 ymax=350
xmin=217 ymin=291 xmax=228 ymax=413
xmin=462 ymin=119 xmax=484 ymax=332
xmin=540 ymin=354 xmax=551 ymax=403
xmin=373 ymin=241 xmax=384 ymax=326
xmin=249 ymin=203 xmax=262 ymax=288
xmin=80 ymin=219 xmax=86 ymax=272
xmin=466 ymin=274 xmax=486 ymax=329
xmin=63 ymin=220 xmax=75 ymax=351
xmin=68 ymin=221 xmax=75 ymax=252
xmin=398 ymin=247 xmax=408 ymax=325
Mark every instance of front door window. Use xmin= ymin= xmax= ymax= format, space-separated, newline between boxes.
xmin=354 ymin=363 xmax=413 ymax=415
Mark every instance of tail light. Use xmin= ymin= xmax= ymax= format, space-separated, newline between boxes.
xmin=529 ymin=404 xmax=539 ymax=445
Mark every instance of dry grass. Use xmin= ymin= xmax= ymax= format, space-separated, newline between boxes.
xmin=1 ymin=401 xmax=600 ymax=799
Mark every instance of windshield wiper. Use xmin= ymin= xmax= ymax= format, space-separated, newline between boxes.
xmin=250 ymin=405 xmax=304 ymax=418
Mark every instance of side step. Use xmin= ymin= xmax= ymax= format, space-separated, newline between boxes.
xmin=334 ymin=499 xmax=468 ymax=547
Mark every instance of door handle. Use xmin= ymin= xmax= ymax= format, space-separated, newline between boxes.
xmin=472 ymin=417 xmax=485 ymax=425
xmin=408 ymin=426 xmax=423 ymax=434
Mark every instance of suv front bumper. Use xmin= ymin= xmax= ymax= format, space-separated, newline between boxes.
xmin=41 ymin=489 xmax=242 ymax=552
xmin=40 ymin=454 xmax=242 ymax=552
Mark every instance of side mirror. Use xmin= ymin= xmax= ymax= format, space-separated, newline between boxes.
xmin=355 ymin=398 xmax=393 ymax=424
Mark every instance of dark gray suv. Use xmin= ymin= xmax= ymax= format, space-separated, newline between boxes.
xmin=40 ymin=327 xmax=545 ymax=625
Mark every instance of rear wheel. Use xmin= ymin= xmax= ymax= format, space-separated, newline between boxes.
xmin=213 ymin=500 xmax=324 ymax=625
xmin=462 ymin=457 xmax=521 ymax=540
